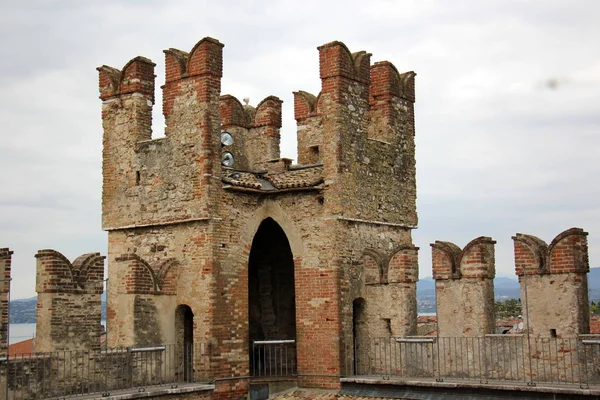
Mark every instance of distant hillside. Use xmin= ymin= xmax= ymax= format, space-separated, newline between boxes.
xmin=417 ymin=276 xmax=520 ymax=301
xmin=10 ymin=297 xmax=37 ymax=323
xmin=589 ymin=268 xmax=600 ymax=289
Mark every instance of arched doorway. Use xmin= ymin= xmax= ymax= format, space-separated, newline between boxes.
xmin=248 ymin=218 xmax=296 ymax=375
xmin=175 ymin=305 xmax=193 ymax=381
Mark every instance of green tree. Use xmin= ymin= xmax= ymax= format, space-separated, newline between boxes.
xmin=495 ymin=299 xmax=522 ymax=319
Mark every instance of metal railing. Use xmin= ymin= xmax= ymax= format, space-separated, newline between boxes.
xmin=250 ymin=340 xmax=297 ymax=377
xmin=344 ymin=336 xmax=600 ymax=388
xmin=0 ymin=343 xmax=211 ymax=400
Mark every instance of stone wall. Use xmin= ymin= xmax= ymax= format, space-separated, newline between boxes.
xmin=294 ymin=42 xmax=417 ymax=226
xmin=513 ymin=227 xmax=590 ymax=337
xmin=0 ymin=247 xmax=12 ymax=355
xmin=35 ymin=249 xmax=105 ymax=352
xmin=431 ymin=237 xmax=496 ymax=337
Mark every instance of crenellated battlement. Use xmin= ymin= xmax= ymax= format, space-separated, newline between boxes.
xmin=513 ymin=227 xmax=589 ymax=276
xmin=163 ymin=37 xmax=223 ymax=82
xmin=162 ymin=37 xmax=223 ymax=133
xmin=97 ymin=56 xmax=156 ymax=102
xmin=35 ymin=249 xmax=105 ymax=351
xmin=36 ymin=249 xmax=105 ymax=294
xmin=432 ymin=236 xmax=496 ymax=280
xmin=370 ymin=62 xmax=416 ymax=104
xmin=219 ymin=94 xmax=283 ymax=171
xmin=220 ymin=95 xmax=283 ymax=129
xmin=512 ymin=228 xmax=589 ymax=337
xmin=431 ymin=237 xmax=496 ymax=336
xmin=318 ymin=41 xmax=371 ymax=87
xmin=294 ymin=42 xmax=415 ymax=121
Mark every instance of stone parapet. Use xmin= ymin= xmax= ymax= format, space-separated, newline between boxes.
xmin=431 ymin=237 xmax=496 ymax=337
xmin=35 ymin=249 xmax=105 ymax=352
xmin=513 ymin=228 xmax=590 ymax=337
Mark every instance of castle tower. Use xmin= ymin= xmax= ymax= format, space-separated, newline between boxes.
xmin=431 ymin=237 xmax=496 ymax=336
xmin=35 ymin=250 xmax=105 ymax=352
xmin=99 ymin=38 xmax=418 ymax=392
xmin=513 ymin=228 xmax=590 ymax=337
xmin=0 ymin=248 xmax=12 ymax=356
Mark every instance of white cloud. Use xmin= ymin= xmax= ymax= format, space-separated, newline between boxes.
xmin=1 ymin=0 xmax=599 ymax=297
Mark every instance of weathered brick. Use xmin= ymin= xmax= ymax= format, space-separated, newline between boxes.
xmin=35 ymin=250 xmax=105 ymax=352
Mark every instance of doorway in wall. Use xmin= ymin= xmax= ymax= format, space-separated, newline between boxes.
xmin=175 ymin=304 xmax=193 ymax=381
xmin=248 ymin=218 xmax=297 ymax=376
xmin=353 ymin=298 xmax=367 ymax=375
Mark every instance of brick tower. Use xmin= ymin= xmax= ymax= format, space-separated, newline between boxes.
xmin=98 ymin=38 xmax=418 ymax=392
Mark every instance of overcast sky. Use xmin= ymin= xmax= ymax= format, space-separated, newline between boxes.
xmin=1 ymin=0 xmax=599 ymax=299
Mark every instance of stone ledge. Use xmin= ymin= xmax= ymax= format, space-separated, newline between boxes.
xmin=341 ymin=376 xmax=600 ymax=396
xmin=74 ymin=383 xmax=215 ymax=400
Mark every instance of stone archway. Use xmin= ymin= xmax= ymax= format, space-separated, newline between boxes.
xmin=248 ymin=217 xmax=296 ymax=375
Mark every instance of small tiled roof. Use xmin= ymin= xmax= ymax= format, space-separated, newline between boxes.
xmin=222 ymin=166 xmax=323 ymax=192
xmin=222 ymin=171 xmax=262 ymax=189
xmin=270 ymin=389 xmax=391 ymax=400
xmin=591 ymin=315 xmax=600 ymax=334
xmin=8 ymin=338 xmax=34 ymax=356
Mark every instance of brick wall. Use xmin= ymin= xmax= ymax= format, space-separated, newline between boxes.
xmin=0 ymin=248 xmax=12 ymax=355
xmin=431 ymin=237 xmax=496 ymax=337
xmin=513 ymin=228 xmax=590 ymax=337
xmin=35 ymin=249 xmax=105 ymax=352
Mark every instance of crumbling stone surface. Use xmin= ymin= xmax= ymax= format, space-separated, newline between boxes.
xmin=35 ymin=249 xmax=105 ymax=352
xmin=431 ymin=237 xmax=496 ymax=337
xmin=513 ymin=228 xmax=590 ymax=337
xmin=99 ymin=37 xmax=418 ymax=389
xmin=0 ymin=247 xmax=12 ymax=355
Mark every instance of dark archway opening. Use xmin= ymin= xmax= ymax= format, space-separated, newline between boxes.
xmin=248 ymin=218 xmax=296 ymax=376
xmin=175 ymin=305 xmax=194 ymax=381
xmin=353 ymin=298 xmax=367 ymax=375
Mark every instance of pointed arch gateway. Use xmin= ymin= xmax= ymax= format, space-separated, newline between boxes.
xmin=248 ymin=217 xmax=297 ymax=376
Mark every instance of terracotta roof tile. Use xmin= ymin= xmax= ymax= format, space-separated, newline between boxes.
xmin=591 ymin=315 xmax=600 ymax=334
xmin=222 ymin=171 xmax=262 ymax=189
xmin=8 ymin=338 xmax=34 ymax=356
xmin=264 ymin=167 xmax=323 ymax=189
xmin=222 ymin=166 xmax=323 ymax=191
